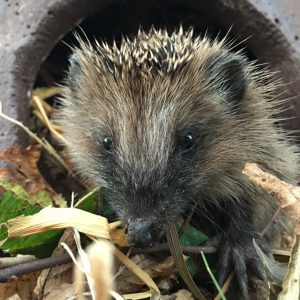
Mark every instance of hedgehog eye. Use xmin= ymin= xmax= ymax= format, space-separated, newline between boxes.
xmin=103 ymin=136 xmax=113 ymax=152
xmin=179 ymin=132 xmax=194 ymax=153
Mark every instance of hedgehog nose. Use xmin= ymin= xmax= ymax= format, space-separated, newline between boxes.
xmin=127 ymin=218 xmax=156 ymax=248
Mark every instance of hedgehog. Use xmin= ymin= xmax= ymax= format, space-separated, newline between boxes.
xmin=56 ymin=28 xmax=299 ymax=299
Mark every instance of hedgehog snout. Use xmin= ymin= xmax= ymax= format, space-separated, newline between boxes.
xmin=126 ymin=217 xmax=160 ymax=248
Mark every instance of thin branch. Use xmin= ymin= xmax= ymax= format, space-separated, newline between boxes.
xmin=0 ymin=254 xmax=71 ymax=283
xmin=178 ymin=205 xmax=196 ymax=237
xmin=0 ymin=255 xmax=37 ymax=269
xmin=0 ymin=102 xmax=72 ymax=174
xmin=214 ymin=271 xmax=234 ymax=300
xmin=261 ymin=207 xmax=281 ymax=236
xmin=131 ymin=242 xmax=217 ymax=255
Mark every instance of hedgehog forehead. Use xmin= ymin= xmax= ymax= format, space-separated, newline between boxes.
xmin=95 ymin=28 xmax=202 ymax=77
xmin=116 ymin=105 xmax=176 ymax=172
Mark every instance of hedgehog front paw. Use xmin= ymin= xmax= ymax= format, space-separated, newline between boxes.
xmin=206 ymin=231 xmax=272 ymax=300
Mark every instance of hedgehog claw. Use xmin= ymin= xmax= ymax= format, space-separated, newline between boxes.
xmin=206 ymin=232 xmax=271 ymax=299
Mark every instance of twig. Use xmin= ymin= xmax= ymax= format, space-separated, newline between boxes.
xmin=0 ymin=102 xmax=72 ymax=174
xmin=0 ymin=255 xmax=37 ymax=269
xmin=131 ymin=242 xmax=217 ymax=255
xmin=261 ymin=207 xmax=281 ymax=236
xmin=213 ymin=271 xmax=234 ymax=300
xmin=178 ymin=205 xmax=196 ymax=237
xmin=0 ymin=254 xmax=72 ymax=283
xmin=243 ymin=163 xmax=300 ymax=234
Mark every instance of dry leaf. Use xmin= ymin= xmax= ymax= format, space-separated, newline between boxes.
xmin=0 ymin=145 xmax=42 ymax=183
xmin=0 ymin=168 xmax=27 ymax=193
xmin=116 ymin=254 xmax=177 ymax=288
xmin=0 ymin=145 xmax=66 ymax=207
xmin=116 ymin=254 xmax=178 ymax=295
xmin=32 ymin=87 xmax=64 ymax=100
xmin=278 ymin=236 xmax=300 ymax=300
xmin=122 ymin=291 xmax=154 ymax=299
xmin=166 ymin=224 xmax=205 ymax=300
xmin=0 ymin=272 xmax=41 ymax=300
xmin=0 ymin=107 xmax=71 ymax=174
xmin=34 ymin=228 xmax=75 ymax=300
xmin=114 ymin=248 xmax=160 ymax=299
xmin=3 ymin=207 xmax=128 ymax=247
xmin=43 ymin=283 xmax=76 ymax=300
xmin=243 ymin=163 xmax=300 ymax=235
xmin=157 ymin=276 xmax=178 ymax=292
xmin=7 ymin=294 xmax=22 ymax=300
xmin=243 ymin=163 xmax=300 ymax=300
xmin=31 ymin=94 xmax=66 ymax=143
xmin=161 ymin=289 xmax=195 ymax=300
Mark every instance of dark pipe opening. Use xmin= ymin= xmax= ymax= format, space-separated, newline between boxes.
xmin=34 ymin=0 xmax=256 ymax=88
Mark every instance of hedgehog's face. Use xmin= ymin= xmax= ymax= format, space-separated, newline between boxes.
xmin=79 ymin=108 xmax=216 ymax=248
xmin=58 ymin=31 xmax=249 ymax=248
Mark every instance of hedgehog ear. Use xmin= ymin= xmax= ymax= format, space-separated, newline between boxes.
xmin=67 ymin=52 xmax=85 ymax=99
xmin=207 ymin=53 xmax=247 ymax=109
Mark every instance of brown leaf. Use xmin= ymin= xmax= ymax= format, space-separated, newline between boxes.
xmin=161 ymin=289 xmax=195 ymax=300
xmin=278 ymin=236 xmax=300 ymax=300
xmin=0 ymin=168 xmax=26 ymax=193
xmin=115 ymin=254 xmax=177 ymax=294
xmin=43 ymin=283 xmax=76 ymax=300
xmin=0 ymin=145 xmax=66 ymax=207
xmin=33 ymin=228 xmax=75 ymax=299
xmin=0 ymin=272 xmax=40 ymax=300
xmin=0 ymin=145 xmax=42 ymax=181
xmin=243 ymin=163 xmax=300 ymax=235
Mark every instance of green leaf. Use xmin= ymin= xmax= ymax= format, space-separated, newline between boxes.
xmin=75 ymin=188 xmax=99 ymax=212
xmin=186 ymin=257 xmax=197 ymax=277
xmin=2 ymin=230 xmax=63 ymax=258
xmin=0 ymin=191 xmax=41 ymax=226
xmin=179 ymin=224 xmax=209 ymax=247
xmin=177 ymin=224 xmax=209 ymax=278
xmin=0 ymin=190 xmax=61 ymax=256
xmin=0 ymin=186 xmax=109 ymax=257
xmin=0 ymin=181 xmax=30 ymax=201
xmin=31 ymin=190 xmax=54 ymax=207
xmin=0 ymin=180 xmax=52 ymax=207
